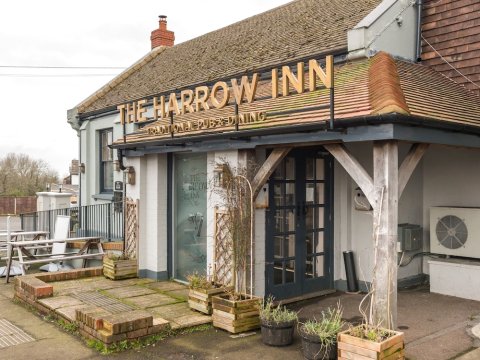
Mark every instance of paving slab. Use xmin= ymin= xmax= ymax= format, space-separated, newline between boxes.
xmin=38 ymin=295 xmax=85 ymax=310
xmin=73 ymin=292 xmax=134 ymax=313
xmin=56 ymin=304 xmax=91 ymax=322
xmin=456 ymin=348 xmax=480 ymax=360
xmin=123 ymin=293 xmax=178 ymax=309
xmin=147 ymin=281 xmax=188 ymax=292
xmin=164 ymin=288 xmax=189 ymax=301
xmin=102 ymin=285 xmax=156 ymax=299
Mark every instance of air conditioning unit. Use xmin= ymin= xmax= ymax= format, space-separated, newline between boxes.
xmin=430 ymin=207 xmax=480 ymax=259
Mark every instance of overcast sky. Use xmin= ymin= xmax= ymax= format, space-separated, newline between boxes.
xmin=0 ymin=0 xmax=291 ymax=178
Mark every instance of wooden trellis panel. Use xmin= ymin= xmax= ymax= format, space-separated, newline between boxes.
xmin=124 ymin=198 xmax=139 ymax=260
xmin=213 ymin=208 xmax=234 ymax=287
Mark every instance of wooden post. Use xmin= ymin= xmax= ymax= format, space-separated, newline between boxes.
xmin=372 ymin=140 xmax=398 ymax=329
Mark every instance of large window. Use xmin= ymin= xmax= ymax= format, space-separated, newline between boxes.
xmin=100 ymin=129 xmax=113 ymax=193
xmin=174 ymin=153 xmax=207 ymax=281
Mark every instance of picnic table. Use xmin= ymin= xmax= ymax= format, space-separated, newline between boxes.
xmin=5 ymin=236 xmax=105 ymax=283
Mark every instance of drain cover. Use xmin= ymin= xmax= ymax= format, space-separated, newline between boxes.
xmin=0 ymin=319 xmax=35 ymax=348
xmin=73 ymin=292 xmax=134 ymax=313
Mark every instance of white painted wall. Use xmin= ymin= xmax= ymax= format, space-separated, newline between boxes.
xmin=333 ymin=142 xmax=424 ymax=285
xmin=123 ymin=154 xmax=169 ymax=277
xmin=422 ymin=145 xmax=480 ymax=274
xmin=79 ymin=112 xmax=124 ymax=206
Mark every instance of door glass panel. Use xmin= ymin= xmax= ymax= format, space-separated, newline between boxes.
xmin=285 ymin=234 xmax=295 ymax=257
xmin=285 ymin=157 xmax=295 ymax=180
xmin=306 ymin=232 xmax=313 ymax=255
xmin=274 ymin=183 xmax=283 ymax=207
xmin=286 ymin=183 xmax=295 ymax=206
xmin=272 ymin=160 xmax=285 ymax=179
xmin=316 ymin=183 xmax=325 ymax=204
xmin=174 ymin=153 xmax=207 ymax=281
xmin=305 ymin=256 xmax=313 ymax=278
xmin=316 ymin=158 xmax=325 ymax=180
xmin=305 ymin=206 xmax=314 ymax=230
xmin=285 ymin=260 xmax=295 ymax=283
xmin=306 ymin=158 xmax=315 ymax=180
xmin=315 ymin=231 xmax=324 ymax=253
xmin=317 ymin=207 xmax=324 ymax=229
xmin=274 ymin=262 xmax=283 ymax=285
xmin=274 ymin=209 xmax=284 ymax=233
xmin=306 ymin=183 xmax=315 ymax=204
xmin=274 ymin=236 xmax=283 ymax=258
xmin=315 ymin=256 xmax=324 ymax=277
xmin=287 ymin=210 xmax=295 ymax=232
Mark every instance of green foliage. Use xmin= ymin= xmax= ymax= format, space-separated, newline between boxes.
xmin=300 ymin=303 xmax=344 ymax=354
xmin=186 ymin=271 xmax=213 ymax=290
xmin=0 ymin=153 xmax=58 ymax=196
xmin=260 ymin=296 xmax=298 ymax=325
xmin=348 ymin=324 xmax=393 ymax=343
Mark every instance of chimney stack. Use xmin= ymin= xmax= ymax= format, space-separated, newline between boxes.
xmin=151 ymin=15 xmax=175 ymax=49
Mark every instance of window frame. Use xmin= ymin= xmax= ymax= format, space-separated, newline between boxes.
xmin=99 ymin=128 xmax=114 ymax=194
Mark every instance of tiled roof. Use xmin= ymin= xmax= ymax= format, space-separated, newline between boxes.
xmin=118 ymin=52 xmax=480 ymax=146
xmin=77 ymin=0 xmax=383 ymax=114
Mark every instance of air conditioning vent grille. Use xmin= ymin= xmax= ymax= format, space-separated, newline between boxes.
xmin=435 ymin=215 xmax=468 ymax=249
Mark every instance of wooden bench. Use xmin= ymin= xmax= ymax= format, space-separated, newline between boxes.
xmin=5 ymin=237 xmax=105 ymax=283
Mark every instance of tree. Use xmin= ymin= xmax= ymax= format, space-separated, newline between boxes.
xmin=0 ymin=153 xmax=58 ymax=196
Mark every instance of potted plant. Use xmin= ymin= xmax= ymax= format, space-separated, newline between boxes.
xmin=102 ymin=252 xmax=138 ymax=280
xmin=186 ymin=271 xmax=231 ymax=315
xmin=298 ymin=304 xmax=344 ymax=360
xmin=260 ymin=296 xmax=298 ymax=346
xmin=337 ymin=324 xmax=404 ymax=359
xmin=336 ymin=282 xmax=405 ymax=359
xmin=211 ymin=162 xmax=262 ymax=334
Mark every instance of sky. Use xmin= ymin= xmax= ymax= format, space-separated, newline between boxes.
xmin=0 ymin=0 xmax=291 ymax=178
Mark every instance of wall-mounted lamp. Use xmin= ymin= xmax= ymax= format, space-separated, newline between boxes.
xmin=127 ymin=166 xmax=136 ymax=185
xmin=79 ymin=163 xmax=86 ymax=173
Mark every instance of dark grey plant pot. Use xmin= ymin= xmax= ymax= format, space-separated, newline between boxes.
xmin=260 ymin=319 xmax=296 ymax=347
xmin=299 ymin=330 xmax=337 ymax=360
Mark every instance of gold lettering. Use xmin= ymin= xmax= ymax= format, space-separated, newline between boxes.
xmin=210 ymin=81 xmax=230 ymax=109
xmin=153 ymin=96 xmax=166 ymax=120
xmin=180 ymin=89 xmax=194 ymax=114
xmin=137 ymin=99 xmax=147 ymax=122
xmin=271 ymin=68 xmax=278 ymax=99
xmin=282 ymin=62 xmax=305 ymax=96
xmin=259 ymin=112 xmax=267 ymax=121
xmin=195 ymin=86 xmax=210 ymax=112
xmin=126 ymin=102 xmax=137 ymax=123
xmin=309 ymin=56 xmax=334 ymax=90
xmin=231 ymin=74 xmax=259 ymax=105
xmin=168 ymin=93 xmax=181 ymax=116
xmin=117 ymin=104 xmax=126 ymax=124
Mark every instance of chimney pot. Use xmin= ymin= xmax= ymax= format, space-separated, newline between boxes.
xmin=151 ymin=15 xmax=175 ymax=49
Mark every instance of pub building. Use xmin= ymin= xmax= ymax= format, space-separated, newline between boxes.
xmin=68 ymin=0 xmax=480 ymax=326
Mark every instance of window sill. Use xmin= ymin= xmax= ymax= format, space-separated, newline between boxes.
xmin=92 ymin=193 xmax=114 ymax=201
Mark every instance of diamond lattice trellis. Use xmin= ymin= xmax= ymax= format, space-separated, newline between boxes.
xmin=124 ymin=198 xmax=139 ymax=260
xmin=213 ymin=208 xmax=234 ymax=287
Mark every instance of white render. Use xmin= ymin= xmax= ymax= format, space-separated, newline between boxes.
xmin=429 ymin=259 xmax=480 ymax=301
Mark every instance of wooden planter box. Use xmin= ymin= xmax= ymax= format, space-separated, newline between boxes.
xmin=211 ymin=294 xmax=261 ymax=334
xmin=103 ymin=257 xmax=138 ymax=280
xmin=337 ymin=325 xmax=405 ymax=360
xmin=188 ymin=286 xmax=232 ymax=315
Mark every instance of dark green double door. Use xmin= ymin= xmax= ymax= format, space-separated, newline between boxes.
xmin=266 ymin=149 xmax=334 ymax=300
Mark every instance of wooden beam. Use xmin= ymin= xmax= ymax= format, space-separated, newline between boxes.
xmin=372 ymin=140 xmax=398 ymax=330
xmin=398 ymin=143 xmax=429 ymax=198
xmin=251 ymin=147 xmax=291 ymax=199
xmin=324 ymin=144 xmax=375 ymax=206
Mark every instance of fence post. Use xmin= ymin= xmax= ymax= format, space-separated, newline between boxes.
xmin=107 ymin=203 xmax=112 ymax=242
